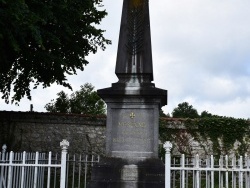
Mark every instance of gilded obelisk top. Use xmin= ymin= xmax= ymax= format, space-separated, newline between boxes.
xmin=115 ymin=0 xmax=153 ymax=83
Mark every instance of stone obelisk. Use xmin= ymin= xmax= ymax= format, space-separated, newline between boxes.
xmin=89 ymin=0 xmax=167 ymax=187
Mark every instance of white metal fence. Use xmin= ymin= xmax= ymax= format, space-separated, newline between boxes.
xmin=2 ymin=141 xmax=250 ymax=188
xmin=164 ymin=141 xmax=250 ymax=188
xmin=0 ymin=141 xmax=99 ymax=188
xmin=0 ymin=140 xmax=69 ymax=188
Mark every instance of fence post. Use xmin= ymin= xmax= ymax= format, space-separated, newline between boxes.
xmin=1 ymin=144 xmax=7 ymax=162
xmin=164 ymin=141 xmax=172 ymax=188
xmin=0 ymin=144 xmax=7 ymax=188
xmin=1 ymin=144 xmax=7 ymax=154
xmin=60 ymin=139 xmax=69 ymax=188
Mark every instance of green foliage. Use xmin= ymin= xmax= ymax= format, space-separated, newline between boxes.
xmin=189 ymin=117 xmax=249 ymax=155
xmin=45 ymin=83 xmax=106 ymax=115
xmin=159 ymin=117 xmax=250 ymax=157
xmin=200 ymin=110 xmax=213 ymax=118
xmin=45 ymin=91 xmax=70 ymax=113
xmin=0 ymin=0 xmax=111 ymax=103
xmin=172 ymin=102 xmax=199 ymax=118
xmin=160 ymin=109 xmax=170 ymax=117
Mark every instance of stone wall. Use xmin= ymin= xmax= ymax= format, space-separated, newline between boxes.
xmin=1 ymin=111 xmax=249 ymax=156
xmin=0 ymin=111 xmax=106 ymax=154
xmin=159 ymin=118 xmax=210 ymax=156
xmin=0 ymin=111 xmax=209 ymax=156
xmin=159 ymin=118 xmax=250 ymax=157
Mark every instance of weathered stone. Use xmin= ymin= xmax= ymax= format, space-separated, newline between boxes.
xmin=90 ymin=0 xmax=168 ymax=187
xmin=2 ymin=111 xmax=248 ymax=158
xmin=0 ymin=111 xmax=106 ymax=154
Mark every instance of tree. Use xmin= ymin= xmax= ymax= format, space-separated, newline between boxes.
xmin=45 ymin=83 xmax=106 ymax=115
xmin=160 ymin=109 xmax=170 ymax=117
xmin=0 ymin=0 xmax=111 ymax=103
xmin=172 ymin=102 xmax=199 ymax=118
xmin=200 ymin=110 xmax=213 ymax=118
xmin=200 ymin=110 xmax=223 ymax=118
xmin=45 ymin=91 xmax=70 ymax=113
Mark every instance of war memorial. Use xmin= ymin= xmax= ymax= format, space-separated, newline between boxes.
xmin=89 ymin=0 xmax=168 ymax=187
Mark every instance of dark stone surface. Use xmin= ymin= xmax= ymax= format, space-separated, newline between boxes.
xmin=115 ymin=0 xmax=153 ymax=81
xmin=98 ymin=83 xmax=167 ymax=107
xmin=98 ymin=81 xmax=167 ymax=159
xmin=89 ymin=157 xmax=165 ymax=188
xmin=110 ymin=108 xmax=154 ymax=157
xmin=92 ymin=0 xmax=168 ymax=186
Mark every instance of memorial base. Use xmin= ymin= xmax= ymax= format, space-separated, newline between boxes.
xmin=88 ymin=157 xmax=165 ymax=188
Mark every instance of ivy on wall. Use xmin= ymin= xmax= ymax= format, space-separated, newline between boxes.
xmin=160 ymin=117 xmax=250 ymax=157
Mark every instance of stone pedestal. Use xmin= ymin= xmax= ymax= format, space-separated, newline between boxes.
xmin=89 ymin=158 xmax=165 ymax=188
xmin=89 ymin=84 xmax=167 ymax=188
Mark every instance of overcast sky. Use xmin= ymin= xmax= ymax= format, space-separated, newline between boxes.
xmin=1 ymin=0 xmax=250 ymax=119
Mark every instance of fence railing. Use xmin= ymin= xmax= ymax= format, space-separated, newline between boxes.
xmin=0 ymin=141 xmax=99 ymax=188
xmin=65 ymin=153 xmax=99 ymax=188
xmin=0 ymin=140 xmax=69 ymax=188
xmin=164 ymin=141 xmax=250 ymax=188
xmin=2 ymin=141 xmax=250 ymax=188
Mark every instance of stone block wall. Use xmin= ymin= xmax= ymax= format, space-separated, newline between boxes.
xmin=0 ymin=111 xmax=212 ymax=156
xmin=159 ymin=118 xmax=250 ymax=157
xmin=159 ymin=119 xmax=211 ymax=157
xmin=0 ymin=111 xmax=106 ymax=154
xmin=1 ymin=111 xmax=249 ymax=157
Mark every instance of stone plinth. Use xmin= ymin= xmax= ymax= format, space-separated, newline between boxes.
xmin=89 ymin=84 xmax=167 ymax=187
xmin=89 ymin=157 xmax=165 ymax=188
xmin=99 ymin=84 xmax=167 ymax=159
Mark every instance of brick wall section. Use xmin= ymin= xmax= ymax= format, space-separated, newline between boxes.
xmin=0 ymin=111 xmax=106 ymax=154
